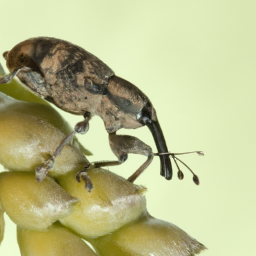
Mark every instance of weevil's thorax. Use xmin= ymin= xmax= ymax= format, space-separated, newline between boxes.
xmin=97 ymin=76 xmax=157 ymax=133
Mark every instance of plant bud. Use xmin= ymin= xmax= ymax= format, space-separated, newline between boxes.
xmin=0 ymin=91 xmax=90 ymax=177
xmin=58 ymin=168 xmax=147 ymax=238
xmin=17 ymin=223 xmax=97 ymax=256
xmin=88 ymin=215 xmax=206 ymax=256
xmin=0 ymin=172 xmax=77 ymax=230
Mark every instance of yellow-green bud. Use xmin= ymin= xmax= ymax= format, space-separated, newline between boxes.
xmin=17 ymin=223 xmax=97 ymax=256
xmin=88 ymin=215 xmax=206 ymax=256
xmin=58 ymin=168 xmax=147 ymax=238
xmin=0 ymin=91 xmax=90 ymax=178
xmin=0 ymin=172 xmax=77 ymax=231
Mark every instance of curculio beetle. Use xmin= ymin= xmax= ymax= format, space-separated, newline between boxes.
xmin=0 ymin=37 xmax=203 ymax=190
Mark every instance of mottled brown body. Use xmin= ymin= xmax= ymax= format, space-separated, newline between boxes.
xmin=1 ymin=37 xmax=173 ymax=183
xmin=7 ymin=37 xmax=113 ymax=116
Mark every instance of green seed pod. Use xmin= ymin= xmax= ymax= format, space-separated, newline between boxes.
xmin=0 ymin=172 xmax=77 ymax=231
xmin=0 ymin=91 xmax=90 ymax=178
xmin=17 ymin=223 xmax=97 ymax=256
xmin=88 ymin=215 xmax=206 ymax=256
xmin=58 ymin=168 xmax=147 ymax=238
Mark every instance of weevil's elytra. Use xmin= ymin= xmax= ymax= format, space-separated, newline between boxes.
xmin=1 ymin=37 xmax=203 ymax=187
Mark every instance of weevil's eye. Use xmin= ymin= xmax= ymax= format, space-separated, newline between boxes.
xmin=3 ymin=51 xmax=9 ymax=60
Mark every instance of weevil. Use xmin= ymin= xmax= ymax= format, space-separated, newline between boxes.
xmin=0 ymin=37 xmax=203 ymax=190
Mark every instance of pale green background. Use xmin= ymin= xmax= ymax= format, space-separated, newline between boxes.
xmin=0 ymin=0 xmax=255 ymax=255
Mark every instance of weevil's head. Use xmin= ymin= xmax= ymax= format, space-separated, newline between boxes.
xmin=3 ymin=39 xmax=39 ymax=73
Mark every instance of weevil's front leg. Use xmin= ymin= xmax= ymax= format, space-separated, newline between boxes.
xmin=35 ymin=112 xmax=91 ymax=182
xmin=0 ymin=67 xmax=32 ymax=84
xmin=79 ymin=132 xmax=154 ymax=183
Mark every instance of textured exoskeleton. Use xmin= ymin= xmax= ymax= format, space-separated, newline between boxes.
xmin=0 ymin=37 xmax=201 ymax=187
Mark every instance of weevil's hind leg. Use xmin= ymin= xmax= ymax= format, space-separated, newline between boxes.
xmin=109 ymin=132 xmax=154 ymax=182
xmin=0 ymin=67 xmax=32 ymax=84
xmin=35 ymin=112 xmax=91 ymax=182
xmin=127 ymin=154 xmax=154 ymax=182
xmin=79 ymin=132 xmax=154 ymax=183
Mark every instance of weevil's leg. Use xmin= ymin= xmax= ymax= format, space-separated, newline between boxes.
xmin=127 ymin=154 xmax=154 ymax=182
xmin=0 ymin=67 xmax=32 ymax=84
xmin=80 ymin=132 xmax=154 ymax=183
xmin=109 ymin=132 xmax=154 ymax=182
xmin=76 ymin=153 xmax=128 ymax=188
xmin=75 ymin=166 xmax=93 ymax=192
xmin=94 ymin=154 xmax=128 ymax=168
xmin=35 ymin=112 xmax=91 ymax=182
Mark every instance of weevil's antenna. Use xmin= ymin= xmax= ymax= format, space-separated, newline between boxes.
xmin=154 ymin=151 xmax=203 ymax=185
xmin=155 ymin=151 xmax=204 ymax=156
xmin=174 ymin=155 xmax=200 ymax=185
xmin=172 ymin=157 xmax=184 ymax=180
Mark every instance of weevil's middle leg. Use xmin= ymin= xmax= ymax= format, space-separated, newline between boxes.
xmin=35 ymin=112 xmax=91 ymax=182
xmin=81 ymin=132 xmax=154 ymax=183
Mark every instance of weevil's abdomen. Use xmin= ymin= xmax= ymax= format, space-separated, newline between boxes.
xmin=36 ymin=37 xmax=114 ymax=83
xmin=4 ymin=37 xmax=114 ymax=82
xmin=3 ymin=37 xmax=115 ymax=115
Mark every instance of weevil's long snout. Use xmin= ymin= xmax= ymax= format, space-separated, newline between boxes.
xmin=146 ymin=120 xmax=172 ymax=180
